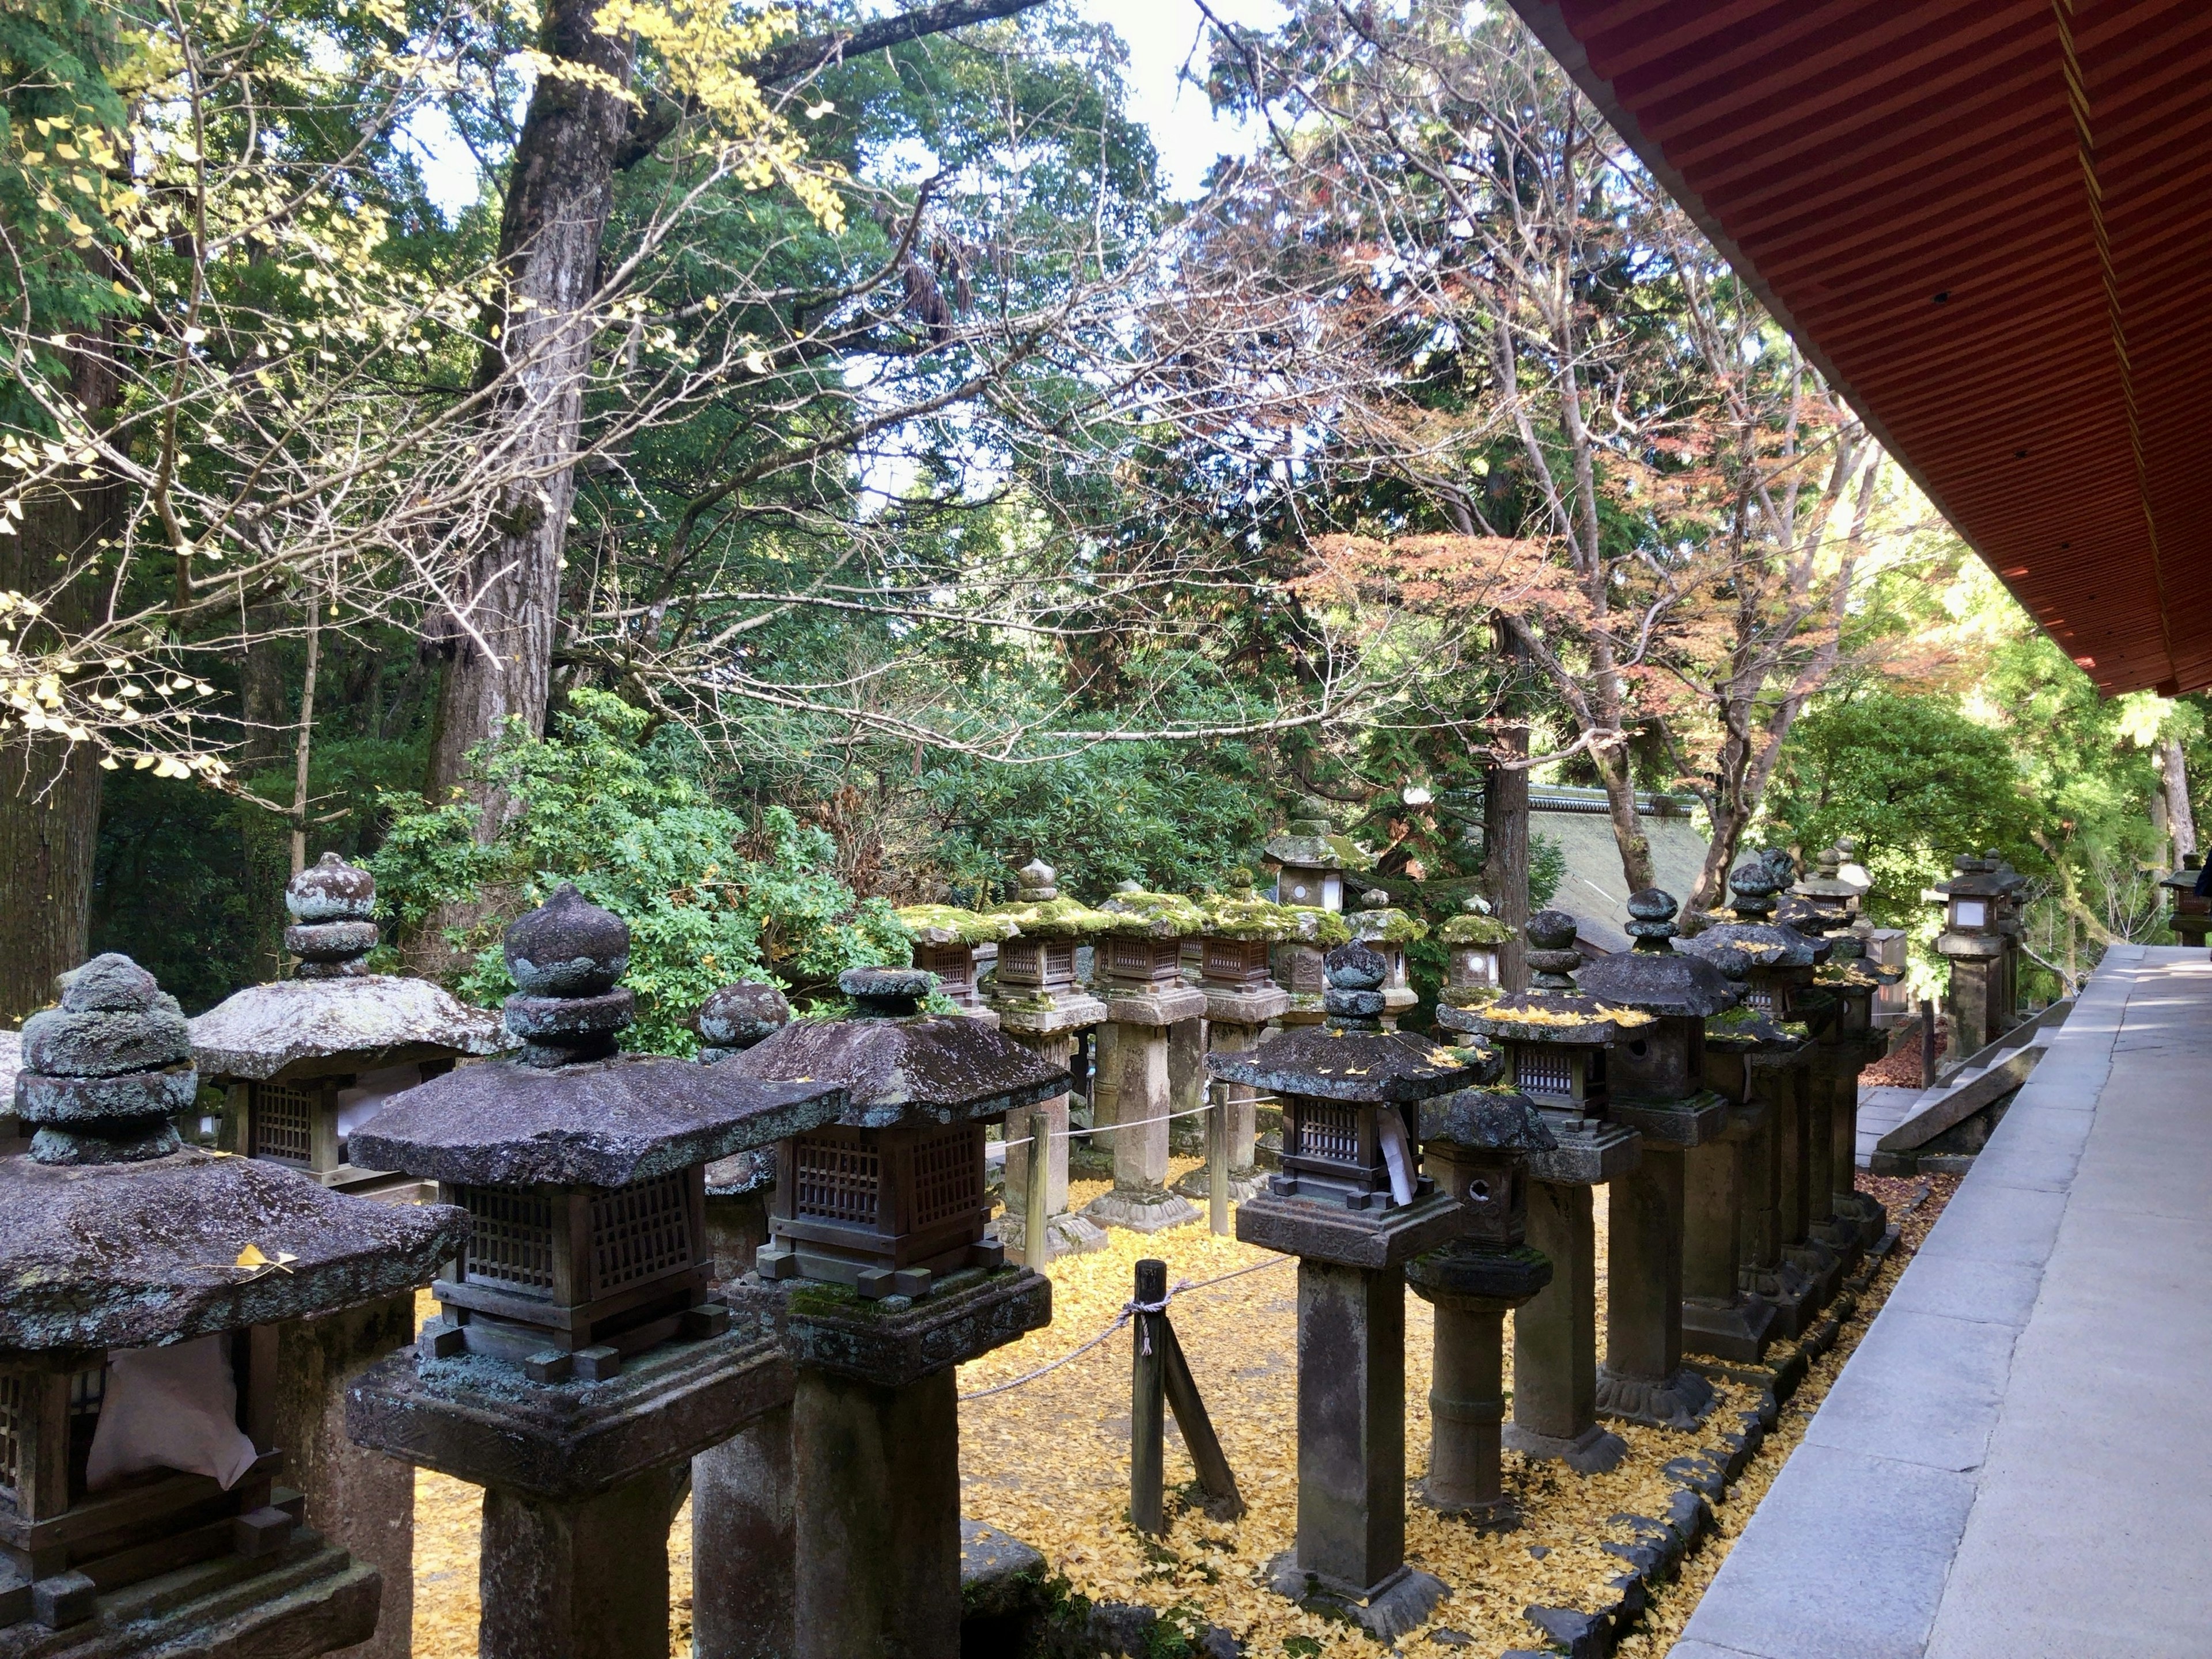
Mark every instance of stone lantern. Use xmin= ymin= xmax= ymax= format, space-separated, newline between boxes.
xmin=1085 ymin=888 xmax=1207 ymax=1233
xmin=694 ymin=981 xmax=793 ymax=1282
xmin=893 ymin=904 xmax=1018 ymax=1024
xmin=1405 ymin=1085 xmax=1555 ymax=1527
xmin=1456 ymin=910 xmax=1639 ymax=1473
xmin=2163 ymin=856 xmax=2212 ymax=952
xmin=1435 ymin=904 xmax=1513 ymax=1015
xmin=1352 ymin=888 xmax=1428 ymax=1029
xmin=1574 ymin=891 xmax=1736 ymax=1432
xmin=713 ymin=967 xmax=1059 ymax=1659
xmin=1185 ymin=872 xmax=1294 ymax=1202
xmin=345 ymin=887 xmax=846 ymax=1659
xmin=5 ymin=953 xmax=464 ymax=1656
xmin=1272 ymin=903 xmax=1354 ymax=1030
xmin=983 ymin=861 xmax=1115 ymax=1262
xmin=1934 ymin=854 xmax=2014 ymax=1056
xmin=1208 ymin=944 xmax=1481 ymax=1639
xmin=1264 ymin=794 xmax=1373 ymax=913
xmin=191 ymin=853 xmax=506 ymax=1198
xmin=1797 ymin=851 xmax=1901 ymax=1257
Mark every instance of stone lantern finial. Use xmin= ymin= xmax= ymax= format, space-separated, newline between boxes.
xmin=1524 ymin=908 xmax=1583 ymax=989
xmin=1625 ymin=888 xmax=1680 ymax=950
xmin=840 ymin=965 xmax=935 ymax=1018
xmin=1015 ymin=859 xmax=1057 ymax=901
xmin=1360 ymin=887 xmax=1391 ymax=910
xmin=1225 ymin=865 xmax=1257 ymax=899
xmin=1322 ymin=941 xmax=1388 ymax=1031
xmin=502 ymin=884 xmax=634 ymax=1067
xmin=286 ymin=850 xmax=378 ymax=978
xmin=1292 ymin=794 xmax=1334 ymax=830
xmin=16 ymin=952 xmax=195 ymax=1165
xmin=1726 ymin=858 xmax=1781 ymax=919
xmin=695 ymin=980 xmax=791 ymax=1062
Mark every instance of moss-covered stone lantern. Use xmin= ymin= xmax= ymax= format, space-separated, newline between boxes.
xmin=1435 ymin=904 xmax=1513 ymax=1015
xmin=191 ymin=854 xmax=506 ymax=1198
xmin=1573 ymin=891 xmax=1736 ymax=1432
xmin=983 ymin=861 xmax=1116 ymax=1262
xmin=1187 ymin=873 xmax=1296 ymax=1202
xmin=1405 ymin=1087 xmax=1555 ymax=1526
xmin=5 ymin=953 xmax=465 ymax=1658
xmin=1207 ymin=944 xmax=1482 ymax=1640
xmin=712 ymin=967 xmax=1059 ymax=1659
xmin=1352 ymin=889 xmax=1429 ymax=1029
xmin=2162 ymin=856 xmax=2211 ymax=952
xmin=1459 ymin=911 xmax=1640 ymax=1473
xmin=893 ymin=904 xmax=1018 ymax=1025
xmin=1264 ymin=795 xmax=1373 ymax=914
xmin=1085 ymin=889 xmax=1207 ymax=1233
xmin=344 ymin=887 xmax=846 ymax=1659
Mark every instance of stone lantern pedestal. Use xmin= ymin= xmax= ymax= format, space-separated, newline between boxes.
xmin=984 ymin=863 xmax=1115 ymax=1260
xmin=1086 ymin=891 xmax=1207 ymax=1233
xmin=6 ymin=952 xmax=464 ymax=1659
xmin=713 ymin=969 xmax=1059 ymax=1659
xmin=1456 ymin=911 xmax=1638 ymax=1474
xmin=1575 ymin=892 xmax=1737 ymax=1433
xmin=1406 ymin=1088 xmax=1555 ymax=1527
xmin=1210 ymin=946 xmax=1479 ymax=1640
xmin=1692 ymin=1000 xmax=1800 ymax=1361
xmin=345 ymin=889 xmax=846 ymax=1659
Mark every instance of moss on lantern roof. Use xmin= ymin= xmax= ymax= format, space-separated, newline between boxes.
xmin=1098 ymin=888 xmax=1207 ymax=938
xmin=1351 ymin=907 xmax=1429 ymax=946
xmin=984 ymin=893 xmax=1120 ymax=939
xmin=893 ymin=904 xmax=1021 ymax=949
xmin=1262 ymin=831 xmax=1374 ymax=872
xmin=1280 ymin=906 xmax=1353 ymax=946
xmin=1199 ymin=893 xmax=1299 ymax=940
xmin=1437 ymin=912 xmax=1515 ymax=946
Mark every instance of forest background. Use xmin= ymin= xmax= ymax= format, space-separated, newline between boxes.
xmin=3 ymin=0 xmax=2200 ymax=1040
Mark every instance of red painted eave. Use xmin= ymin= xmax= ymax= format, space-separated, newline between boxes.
xmin=1505 ymin=0 xmax=2212 ymax=696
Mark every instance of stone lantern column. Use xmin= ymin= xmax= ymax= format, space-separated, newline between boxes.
xmin=1455 ymin=912 xmax=1637 ymax=1474
xmin=347 ymin=889 xmax=847 ymax=1659
xmin=714 ymin=968 xmax=1059 ymax=1659
xmin=1406 ymin=1089 xmax=1555 ymax=1526
xmin=1352 ymin=889 xmax=1428 ymax=1031
xmin=1574 ymin=891 xmax=1736 ymax=1432
xmin=1084 ymin=889 xmax=1207 ymax=1233
xmin=7 ymin=952 xmax=465 ymax=1657
xmin=1182 ymin=873 xmax=1293 ymax=1202
xmin=983 ymin=862 xmax=1115 ymax=1260
xmin=1210 ymin=945 xmax=1480 ymax=1641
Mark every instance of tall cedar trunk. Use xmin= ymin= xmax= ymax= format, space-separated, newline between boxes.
xmin=1591 ymin=745 xmax=1654 ymax=895
xmin=1 ymin=345 xmax=122 ymax=1022
xmin=1483 ymin=615 xmax=1531 ymax=990
xmin=425 ymin=0 xmax=634 ymax=821
xmin=240 ymin=605 xmax=295 ymax=978
xmin=2164 ymin=736 xmax=2196 ymax=860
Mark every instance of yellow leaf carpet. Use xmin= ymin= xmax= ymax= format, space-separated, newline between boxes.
xmin=407 ymin=1165 xmax=1955 ymax=1656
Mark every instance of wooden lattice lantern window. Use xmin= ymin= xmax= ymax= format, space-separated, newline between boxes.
xmin=1454 ymin=911 xmax=1626 ymax=1121
xmin=2 ymin=953 xmax=462 ymax=1642
xmin=893 ymin=906 xmax=1019 ymax=1022
xmin=349 ymin=887 xmax=844 ymax=1383
xmin=191 ymin=854 xmax=506 ymax=1194
xmin=729 ymin=968 xmax=1066 ymax=1300
xmin=1262 ymin=796 xmax=1373 ymax=914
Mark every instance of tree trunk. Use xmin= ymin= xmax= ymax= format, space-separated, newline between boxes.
xmin=1591 ymin=745 xmax=1655 ymax=895
xmin=1483 ymin=616 xmax=1531 ymax=990
xmin=239 ymin=604 xmax=296 ymax=980
xmin=2164 ymin=736 xmax=2196 ymax=860
xmin=425 ymin=0 xmax=635 ymax=823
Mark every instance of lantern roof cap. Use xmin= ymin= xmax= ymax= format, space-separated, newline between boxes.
xmin=1420 ymin=1084 xmax=1557 ymax=1154
xmin=1351 ymin=900 xmax=1428 ymax=945
xmin=894 ymin=904 xmax=1020 ymax=948
xmin=1207 ymin=1024 xmax=1484 ymax=1103
xmin=1279 ymin=906 xmax=1353 ymax=945
xmin=347 ymin=1056 xmax=844 ymax=1187
xmin=1099 ymin=888 xmax=1208 ymax=938
xmin=719 ymin=1010 xmax=1067 ymax=1129
xmin=1263 ymin=796 xmax=1375 ymax=872
xmin=1677 ymin=920 xmax=1816 ymax=972
xmin=2159 ymin=861 xmax=2204 ymax=892
xmin=16 ymin=953 xmax=195 ymax=1164
xmin=499 ymin=886 xmax=636 ymax=1067
xmin=1199 ymin=886 xmax=1302 ymax=940
xmin=1464 ymin=989 xmax=1642 ymax=1044
xmin=694 ymin=981 xmax=790 ymax=1055
xmin=1790 ymin=846 xmax=1859 ymax=903
xmin=1574 ymin=892 xmax=1739 ymax=1017
xmin=282 ymin=852 xmax=382 ymax=978
xmin=985 ymin=887 xmax=1120 ymax=940
xmin=1438 ymin=908 xmax=1514 ymax=945
xmin=0 ymin=1149 xmax=467 ymax=1355
xmin=191 ymin=975 xmax=509 ymax=1081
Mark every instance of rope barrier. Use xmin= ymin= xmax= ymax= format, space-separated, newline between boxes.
xmin=956 ymin=1254 xmax=1290 ymax=1402
xmin=995 ymin=1094 xmax=1286 ymax=1153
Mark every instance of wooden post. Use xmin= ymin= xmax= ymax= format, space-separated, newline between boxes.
xmin=1161 ymin=1321 xmax=1244 ymax=1520
xmin=1919 ymin=997 xmax=1937 ymax=1088
xmin=1206 ymin=1081 xmax=1229 ymax=1237
xmin=1024 ymin=1109 xmax=1052 ymax=1269
xmin=1130 ymin=1258 xmax=1166 ymax=1534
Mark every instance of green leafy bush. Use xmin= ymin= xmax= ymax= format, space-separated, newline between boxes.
xmin=368 ymin=690 xmax=908 ymax=1054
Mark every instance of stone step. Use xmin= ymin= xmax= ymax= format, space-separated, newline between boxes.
xmin=1875 ymin=1044 xmax=2045 ymax=1154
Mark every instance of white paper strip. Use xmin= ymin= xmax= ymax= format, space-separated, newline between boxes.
xmin=1376 ymin=1107 xmax=1417 ymax=1207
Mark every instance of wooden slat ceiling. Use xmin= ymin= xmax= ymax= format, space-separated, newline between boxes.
xmin=1506 ymin=0 xmax=2212 ymax=695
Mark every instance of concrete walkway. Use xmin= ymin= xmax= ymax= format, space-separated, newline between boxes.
xmin=1673 ymin=946 xmax=2212 ymax=1659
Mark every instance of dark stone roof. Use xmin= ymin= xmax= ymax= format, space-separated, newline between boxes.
xmin=1460 ymin=990 xmax=1631 ymax=1046
xmin=1206 ymin=1027 xmax=1483 ymax=1103
xmin=0 ymin=1149 xmax=467 ymax=1354
xmin=719 ymin=1014 xmax=1067 ymax=1129
xmin=191 ymin=975 xmax=509 ymax=1081
xmin=1421 ymin=1086 xmax=1556 ymax=1154
xmin=1677 ymin=919 xmax=1816 ymax=972
xmin=1575 ymin=946 xmax=1739 ymax=1019
xmin=347 ymin=1055 xmax=846 ymax=1187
